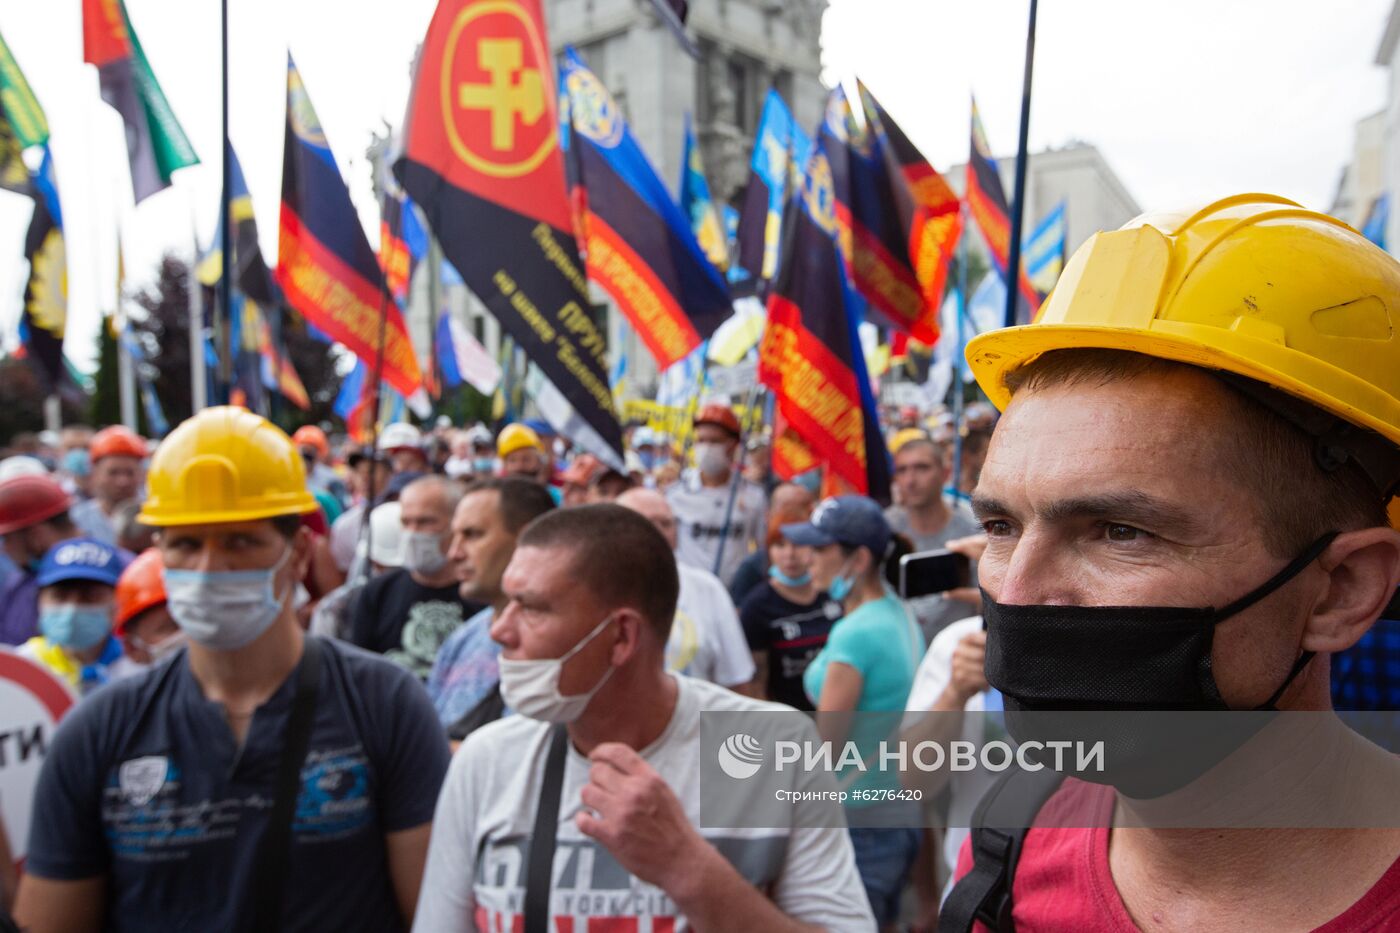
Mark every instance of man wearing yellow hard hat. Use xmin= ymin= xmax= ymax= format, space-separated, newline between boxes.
xmin=16 ymin=407 xmax=449 ymax=932
xmin=936 ymin=196 xmax=1400 ymax=931
xmin=497 ymin=423 xmax=563 ymax=504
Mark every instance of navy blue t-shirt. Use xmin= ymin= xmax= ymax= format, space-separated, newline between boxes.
xmin=25 ymin=637 xmax=451 ymax=932
xmin=739 ymin=582 xmax=841 ymax=711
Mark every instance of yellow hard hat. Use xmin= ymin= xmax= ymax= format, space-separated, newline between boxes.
xmin=889 ymin=428 xmax=931 ymax=455
xmin=137 ymin=407 xmax=318 ymax=527
xmin=497 ymin=423 xmax=542 ymax=459
xmin=967 ymin=194 xmax=1400 ymax=497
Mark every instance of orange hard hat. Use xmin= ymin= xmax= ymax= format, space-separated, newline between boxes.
xmin=90 ymin=426 xmax=147 ymax=463
xmin=0 ymin=474 xmax=73 ymax=535
xmin=694 ymin=403 xmax=741 ymax=437
xmin=292 ymin=425 xmax=330 ymax=459
xmin=114 ymin=548 xmax=167 ymax=635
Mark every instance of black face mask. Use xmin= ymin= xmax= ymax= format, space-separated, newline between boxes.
xmin=982 ymin=533 xmax=1337 ymax=797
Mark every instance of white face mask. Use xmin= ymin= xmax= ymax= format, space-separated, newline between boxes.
xmin=695 ymin=442 xmax=730 ymax=478
xmin=162 ymin=547 xmax=292 ymax=651
xmin=402 ymin=531 xmax=449 ymax=576
xmin=129 ymin=629 xmax=187 ymax=665
xmin=498 ymin=614 xmax=617 ymax=723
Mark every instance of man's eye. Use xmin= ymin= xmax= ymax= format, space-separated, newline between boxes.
xmin=983 ymin=519 xmax=1013 ymax=537
xmin=1105 ymin=523 xmax=1147 ymax=542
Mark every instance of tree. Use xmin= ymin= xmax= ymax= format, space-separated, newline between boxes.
xmin=129 ymin=254 xmax=344 ymax=429
xmin=88 ymin=322 xmax=120 ymax=430
xmin=0 ymin=355 xmax=85 ymax=442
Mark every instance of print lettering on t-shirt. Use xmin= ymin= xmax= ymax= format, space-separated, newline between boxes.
xmin=386 ymin=600 xmax=465 ymax=678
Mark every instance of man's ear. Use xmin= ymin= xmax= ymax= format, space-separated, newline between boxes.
xmin=1301 ymin=527 xmax=1400 ymax=654
xmin=290 ymin=524 xmax=315 ymax=582
xmin=609 ymin=608 xmax=650 ymax=668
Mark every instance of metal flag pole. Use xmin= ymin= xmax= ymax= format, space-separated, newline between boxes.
xmin=712 ymin=381 xmax=765 ymax=578
xmin=189 ymin=218 xmax=208 ymax=412
xmin=218 ymin=0 xmax=233 ymax=403
xmin=952 ymin=201 xmax=970 ymax=497
xmin=1002 ymin=0 xmax=1039 ymax=330
xmin=355 ymin=190 xmax=396 ymax=586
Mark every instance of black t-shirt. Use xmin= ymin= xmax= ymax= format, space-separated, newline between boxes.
xmin=739 ymin=581 xmax=841 ymax=711
xmin=348 ymin=568 xmax=484 ymax=679
xmin=25 ymin=638 xmax=451 ymax=932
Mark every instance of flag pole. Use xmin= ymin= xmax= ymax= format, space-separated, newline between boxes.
xmin=952 ymin=201 xmax=969 ymax=498
xmin=356 ymin=190 xmax=395 ymax=586
xmin=1002 ymin=0 xmax=1038 ymax=330
xmin=190 ymin=218 xmax=208 ymax=412
xmin=218 ymin=0 xmax=232 ymax=403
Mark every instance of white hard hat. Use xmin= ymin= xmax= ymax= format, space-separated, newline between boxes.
xmin=376 ymin=422 xmax=423 ymax=452
xmin=356 ymin=500 xmax=404 ymax=568
xmin=0 ymin=456 xmax=49 ymax=482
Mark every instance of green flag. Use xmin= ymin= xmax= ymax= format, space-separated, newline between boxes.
xmin=83 ymin=0 xmax=197 ymax=202
xmin=0 ymin=28 xmax=48 ymax=148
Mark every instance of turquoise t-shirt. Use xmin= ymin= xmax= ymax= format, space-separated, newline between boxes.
xmin=803 ymin=591 xmax=923 ymax=712
xmin=802 ymin=591 xmax=924 ymax=807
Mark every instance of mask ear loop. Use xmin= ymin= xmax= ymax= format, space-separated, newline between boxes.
xmin=1256 ymin=650 xmax=1315 ymax=711
xmin=1209 ymin=532 xmax=1339 ymax=622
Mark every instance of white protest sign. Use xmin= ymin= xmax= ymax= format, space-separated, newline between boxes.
xmin=0 ymin=648 xmax=76 ymax=869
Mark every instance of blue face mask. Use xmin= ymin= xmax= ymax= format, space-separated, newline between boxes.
xmin=163 ymin=548 xmax=291 ymax=651
xmin=40 ymin=604 xmax=112 ymax=650
xmin=827 ymin=557 xmax=857 ymax=602
xmin=769 ymin=564 xmax=812 ymax=588
xmin=638 ymin=451 xmax=658 ymax=471
xmin=473 ymin=457 xmax=496 ymax=473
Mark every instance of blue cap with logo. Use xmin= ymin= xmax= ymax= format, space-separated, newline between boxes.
xmin=36 ymin=537 xmax=128 ymax=589
xmin=781 ymin=495 xmax=892 ymax=556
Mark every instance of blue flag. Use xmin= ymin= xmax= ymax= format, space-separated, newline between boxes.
xmin=734 ymin=90 xmax=811 ymax=281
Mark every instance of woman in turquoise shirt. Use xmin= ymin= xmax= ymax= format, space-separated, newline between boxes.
xmin=784 ymin=495 xmax=924 ymax=930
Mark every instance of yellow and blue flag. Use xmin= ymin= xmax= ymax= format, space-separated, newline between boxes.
xmin=735 ymin=91 xmax=810 ymax=281
xmin=1023 ymin=199 xmax=1067 ymax=295
xmin=679 ymin=117 xmax=728 ymax=271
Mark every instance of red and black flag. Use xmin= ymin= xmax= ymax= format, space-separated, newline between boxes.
xmin=967 ymin=97 xmax=1041 ymax=321
xmin=276 ymin=54 xmax=422 ymax=398
xmin=759 ymin=124 xmax=891 ymax=501
xmin=396 ymin=0 xmax=623 ymax=462
xmin=82 ymin=0 xmax=197 ymax=203
xmin=823 ymin=86 xmax=935 ymax=344
xmin=379 ymin=194 xmax=413 ymax=302
xmin=857 ymin=81 xmax=962 ymax=337
xmin=560 ymin=48 xmax=731 ymax=370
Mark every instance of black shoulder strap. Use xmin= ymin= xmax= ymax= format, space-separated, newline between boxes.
xmin=524 ymin=725 xmax=570 ymax=933
xmin=245 ymin=635 xmax=325 ymax=933
xmin=446 ymin=683 xmax=505 ymax=742
xmin=937 ymin=766 xmax=1066 ymax=933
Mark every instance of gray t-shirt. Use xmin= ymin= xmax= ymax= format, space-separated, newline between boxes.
xmin=414 ymin=674 xmax=875 ymax=932
xmin=885 ymin=500 xmax=982 ymax=638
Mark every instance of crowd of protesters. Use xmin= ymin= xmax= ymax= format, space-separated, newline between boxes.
xmin=2 ymin=196 xmax=1399 ymax=931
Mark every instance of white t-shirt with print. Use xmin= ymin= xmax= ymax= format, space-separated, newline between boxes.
xmin=903 ymin=615 xmax=990 ymax=878
xmin=666 ymin=563 xmax=756 ymax=688
xmin=414 ymin=674 xmax=875 ymax=932
xmin=666 ymin=474 xmax=766 ymax=587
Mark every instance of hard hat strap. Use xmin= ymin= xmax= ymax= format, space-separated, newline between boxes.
xmin=1216 ymin=372 xmax=1400 ymax=502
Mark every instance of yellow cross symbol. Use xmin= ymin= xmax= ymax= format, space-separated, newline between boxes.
xmin=456 ymin=38 xmax=545 ymax=152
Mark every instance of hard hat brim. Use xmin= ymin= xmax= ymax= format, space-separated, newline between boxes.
xmin=966 ymin=321 xmax=1400 ymax=451
xmin=136 ymin=496 xmax=317 ymax=529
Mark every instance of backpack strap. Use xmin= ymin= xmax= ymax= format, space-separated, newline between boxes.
xmin=937 ymin=766 xmax=1066 ymax=933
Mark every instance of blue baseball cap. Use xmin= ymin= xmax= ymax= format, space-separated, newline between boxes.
xmin=781 ymin=495 xmax=892 ymax=556
xmin=523 ymin=418 xmax=555 ymax=439
xmin=36 ymin=537 xmax=127 ymax=589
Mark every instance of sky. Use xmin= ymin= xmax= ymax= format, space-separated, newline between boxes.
xmin=0 ymin=0 xmax=1391 ymax=373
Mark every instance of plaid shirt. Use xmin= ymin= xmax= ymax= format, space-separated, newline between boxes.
xmin=1331 ymin=588 xmax=1400 ymax=711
